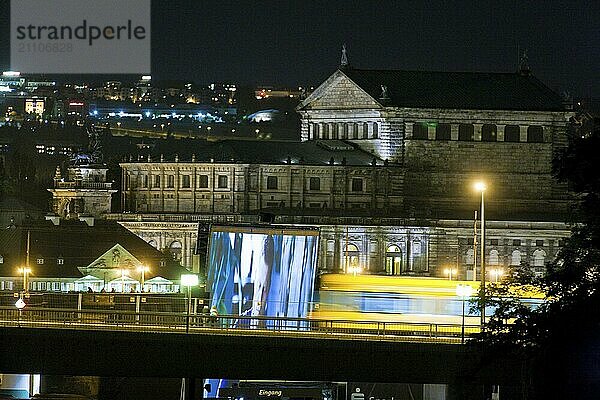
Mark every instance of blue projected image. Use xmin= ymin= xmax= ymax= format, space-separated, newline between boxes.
xmin=206 ymin=226 xmax=319 ymax=323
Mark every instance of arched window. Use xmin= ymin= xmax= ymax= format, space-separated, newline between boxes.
xmin=511 ymin=250 xmax=521 ymax=266
xmin=435 ymin=123 xmax=451 ymax=140
xmin=533 ymin=249 xmax=546 ymax=267
xmin=147 ymin=239 xmax=157 ymax=248
xmin=504 ymin=125 xmax=520 ymax=142
xmin=386 ymin=245 xmax=403 ymax=275
xmin=458 ymin=124 xmax=474 ymax=141
xmin=465 ymin=249 xmax=474 ymax=265
xmin=167 ymin=175 xmax=175 ymax=188
xmin=489 ymin=250 xmax=499 ymax=266
xmin=372 ymin=122 xmax=379 ymax=139
xmin=0 ymin=255 xmax=3 ymax=264
xmin=481 ymin=124 xmax=497 ymax=142
xmin=362 ymin=122 xmax=368 ymax=139
xmin=343 ymin=243 xmax=360 ymax=273
xmin=169 ymin=240 xmax=182 ymax=261
xmin=527 ymin=126 xmax=544 ymax=143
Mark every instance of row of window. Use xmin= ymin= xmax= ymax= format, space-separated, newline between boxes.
xmin=0 ymin=256 xmax=64 ymax=265
xmin=465 ymin=248 xmax=547 ymax=267
xmin=411 ymin=123 xmax=544 ymax=143
xmin=138 ymin=174 xmax=229 ymax=189
xmin=462 ymin=238 xmax=552 ymax=247
xmin=134 ymin=175 xmax=366 ymax=192
xmin=308 ymin=121 xmax=379 ymax=140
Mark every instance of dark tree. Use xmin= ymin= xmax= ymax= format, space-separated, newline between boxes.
xmin=475 ymin=119 xmax=600 ymax=399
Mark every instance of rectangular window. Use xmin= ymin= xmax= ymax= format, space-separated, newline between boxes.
xmin=167 ymin=175 xmax=175 ymax=188
xmin=154 ymin=175 xmax=161 ymax=188
xmin=513 ymin=239 xmax=521 ymax=247
xmin=309 ymin=177 xmax=321 ymax=191
xmin=458 ymin=124 xmax=474 ymax=141
xmin=351 ymin=178 xmax=363 ymax=192
xmin=143 ymin=175 xmax=148 ymax=188
xmin=198 ymin=175 xmax=209 ymax=188
xmin=181 ymin=175 xmax=191 ymax=188
xmin=490 ymin=239 xmax=499 ymax=246
xmin=267 ymin=176 xmax=278 ymax=190
xmin=37 ymin=258 xmax=44 ymax=264
xmin=412 ymin=123 xmax=428 ymax=139
xmin=57 ymin=258 xmax=64 ymax=265
xmin=218 ymin=175 xmax=228 ymax=189
xmin=536 ymin=240 xmax=544 ymax=247
xmin=435 ymin=123 xmax=451 ymax=140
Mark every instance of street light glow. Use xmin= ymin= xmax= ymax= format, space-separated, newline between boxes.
xmin=474 ymin=181 xmax=487 ymax=192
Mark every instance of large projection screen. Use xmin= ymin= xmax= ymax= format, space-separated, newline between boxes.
xmin=206 ymin=225 xmax=319 ymax=322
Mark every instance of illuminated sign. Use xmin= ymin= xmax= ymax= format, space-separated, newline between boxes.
xmin=258 ymin=390 xmax=282 ymax=397
xmin=206 ymin=225 xmax=319 ymax=324
xmin=69 ymin=102 xmax=85 ymax=107
xmin=2 ymin=71 xmax=20 ymax=77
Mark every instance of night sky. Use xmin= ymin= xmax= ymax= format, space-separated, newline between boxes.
xmin=0 ymin=0 xmax=598 ymax=96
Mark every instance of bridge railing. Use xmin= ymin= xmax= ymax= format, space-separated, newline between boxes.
xmin=0 ymin=306 xmax=480 ymax=343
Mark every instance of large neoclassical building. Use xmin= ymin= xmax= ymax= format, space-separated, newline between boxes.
xmin=105 ymin=63 xmax=575 ymax=279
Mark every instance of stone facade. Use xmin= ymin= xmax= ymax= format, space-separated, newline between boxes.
xmin=48 ymin=165 xmax=117 ymax=219
xmin=113 ymin=68 xmax=575 ymax=279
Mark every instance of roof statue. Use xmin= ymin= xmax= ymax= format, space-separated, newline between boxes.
xmin=519 ymin=49 xmax=531 ymax=76
xmin=380 ymin=85 xmax=389 ymax=101
xmin=340 ymin=43 xmax=348 ymax=68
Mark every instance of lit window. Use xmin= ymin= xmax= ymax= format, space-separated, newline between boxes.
xmin=154 ymin=175 xmax=161 ymax=188
xmin=511 ymin=250 xmax=522 ymax=266
xmin=57 ymin=258 xmax=64 ymax=265
xmin=533 ymin=249 xmax=546 ymax=267
xmin=489 ymin=250 xmax=499 ymax=266
xmin=37 ymin=258 xmax=44 ymax=264
xmin=167 ymin=175 xmax=175 ymax=188
xmin=385 ymin=245 xmax=402 ymax=275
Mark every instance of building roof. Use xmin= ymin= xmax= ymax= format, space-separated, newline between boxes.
xmin=340 ymin=68 xmax=567 ymax=111
xmin=127 ymin=139 xmax=382 ymax=166
xmin=0 ymin=219 xmax=186 ymax=280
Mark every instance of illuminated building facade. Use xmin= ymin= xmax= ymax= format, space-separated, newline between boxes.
xmin=115 ymin=65 xmax=575 ymax=279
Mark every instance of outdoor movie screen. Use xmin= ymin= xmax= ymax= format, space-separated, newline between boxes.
xmin=206 ymin=225 xmax=319 ymax=322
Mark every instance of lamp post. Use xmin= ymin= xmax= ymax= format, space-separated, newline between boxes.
xmin=456 ymin=284 xmax=473 ymax=344
xmin=474 ymin=181 xmax=487 ymax=327
xmin=18 ymin=267 xmax=32 ymax=292
xmin=120 ymin=269 xmax=128 ymax=293
xmin=490 ymin=268 xmax=504 ymax=283
xmin=137 ymin=265 xmax=149 ymax=292
xmin=444 ymin=268 xmax=457 ymax=281
xmin=181 ymin=274 xmax=199 ymax=333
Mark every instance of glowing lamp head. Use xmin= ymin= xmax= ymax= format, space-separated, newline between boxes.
xmin=15 ymin=298 xmax=26 ymax=309
xmin=474 ymin=181 xmax=487 ymax=192
xmin=456 ymin=284 xmax=474 ymax=297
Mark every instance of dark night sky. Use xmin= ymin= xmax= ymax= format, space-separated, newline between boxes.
xmin=0 ymin=0 xmax=598 ymax=96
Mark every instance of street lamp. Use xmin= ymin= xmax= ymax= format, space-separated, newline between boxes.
xmin=18 ymin=267 xmax=32 ymax=292
xmin=137 ymin=265 xmax=149 ymax=292
xmin=444 ymin=268 xmax=457 ymax=281
xmin=120 ymin=269 xmax=128 ymax=293
xmin=181 ymin=274 xmax=199 ymax=333
xmin=490 ymin=268 xmax=504 ymax=283
xmin=474 ymin=181 xmax=487 ymax=327
xmin=456 ymin=284 xmax=473 ymax=344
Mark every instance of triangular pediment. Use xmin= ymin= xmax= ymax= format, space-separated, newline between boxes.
xmin=78 ymin=243 xmax=143 ymax=281
xmin=298 ymin=70 xmax=382 ymax=111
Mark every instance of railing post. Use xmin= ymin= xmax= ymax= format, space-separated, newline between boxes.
xmin=77 ymin=293 xmax=82 ymax=322
xmin=135 ymin=295 xmax=141 ymax=324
